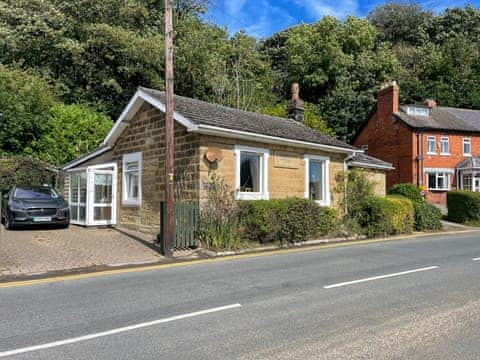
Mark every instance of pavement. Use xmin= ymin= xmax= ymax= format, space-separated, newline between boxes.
xmin=1 ymin=231 xmax=480 ymax=359
xmin=0 ymin=225 xmax=163 ymax=276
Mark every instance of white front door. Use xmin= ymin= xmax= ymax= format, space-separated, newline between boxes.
xmin=474 ymin=178 xmax=480 ymax=192
xmin=87 ymin=169 xmax=116 ymax=225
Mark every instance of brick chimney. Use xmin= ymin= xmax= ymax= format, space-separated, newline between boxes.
xmin=377 ymin=80 xmax=399 ymax=117
xmin=287 ymin=83 xmax=305 ymax=122
xmin=424 ymin=99 xmax=437 ymax=108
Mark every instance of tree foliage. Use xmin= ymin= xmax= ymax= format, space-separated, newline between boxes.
xmin=2 ymin=1 xmax=480 ymax=163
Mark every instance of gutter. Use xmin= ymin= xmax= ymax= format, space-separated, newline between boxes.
xmin=348 ymin=161 xmax=394 ymax=170
xmin=193 ymin=124 xmax=358 ymax=154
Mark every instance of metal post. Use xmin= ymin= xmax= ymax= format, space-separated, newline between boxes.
xmin=163 ymin=0 xmax=174 ymax=257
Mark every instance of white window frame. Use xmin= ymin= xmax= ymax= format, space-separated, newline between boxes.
xmin=122 ymin=152 xmax=142 ymax=206
xmin=440 ymin=136 xmax=450 ymax=155
xmin=427 ymin=136 xmax=436 ymax=155
xmin=304 ymin=155 xmax=330 ymax=207
xmin=427 ymin=172 xmax=450 ymax=191
xmin=234 ymin=145 xmax=269 ymax=200
xmin=463 ymin=137 xmax=472 ymax=156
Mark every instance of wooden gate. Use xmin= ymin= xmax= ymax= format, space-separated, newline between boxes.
xmin=160 ymin=201 xmax=199 ymax=250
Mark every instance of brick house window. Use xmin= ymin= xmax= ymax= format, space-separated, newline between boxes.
xmin=427 ymin=136 xmax=436 ymax=154
xmin=234 ymin=145 xmax=269 ymax=200
xmin=427 ymin=172 xmax=450 ymax=191
xmin=440 ymin=136 xmax=449 ymax=155
xmin=304 ymin=155 xmax=330 ymax=206
xmin=122 ymin=152 xmax=142 ymax=206
xmin=463 ymin=138 xmax=472 ymax=156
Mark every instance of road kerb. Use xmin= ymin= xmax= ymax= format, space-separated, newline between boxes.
xmin=0 ymin=229 xmax=478 ymax=289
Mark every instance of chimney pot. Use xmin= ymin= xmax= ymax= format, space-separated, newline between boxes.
xmin=424 ymin=99 xmax=437 ymax=108
xmin=287 ymin=83 xmax=305 ymax=123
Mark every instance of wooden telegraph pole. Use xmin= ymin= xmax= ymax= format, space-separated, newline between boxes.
xmin=164 ymin=0 xmax=174 ymax=257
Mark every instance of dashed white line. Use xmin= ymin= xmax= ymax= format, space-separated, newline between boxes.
xmin=324 ymin=266 xmax=439 ymax=289
xmin=473 ymin=258 xmax=480 ymax=261
xmin=0 ymin=303 xmax=242 ymax=358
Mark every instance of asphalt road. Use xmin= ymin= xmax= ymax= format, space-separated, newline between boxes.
xmin=1 ymin=232 xmax=480 ymax=359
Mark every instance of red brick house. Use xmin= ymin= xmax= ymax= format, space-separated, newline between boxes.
xmin=354 ymin=81 xmax=480 ymax=207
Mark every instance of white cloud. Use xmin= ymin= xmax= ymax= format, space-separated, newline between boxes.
xmin=295 ymin=0 xmax=359 ymax=19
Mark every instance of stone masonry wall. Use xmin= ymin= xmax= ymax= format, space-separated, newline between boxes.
xmin=112 ymin=103 xmax=199 ymax=235
xmin=198 ymin=135 xmax=347 ymax=209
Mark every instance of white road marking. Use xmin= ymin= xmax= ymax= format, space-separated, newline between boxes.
xmin=324 ymin=266 xmax=439 ymax=289
xmin=473 ymin=258 xmax=480 ymax=261
xmin=0 ymin=303 xmax=242 ymax=358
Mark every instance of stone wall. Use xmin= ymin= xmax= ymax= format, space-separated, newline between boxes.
xmin=356 ymin=168 xmax=387 ymax=196
xmin=198 ymin=135 xmax=347 ymax=209
xmin=111 ymin=103 xmax=199 ymax=235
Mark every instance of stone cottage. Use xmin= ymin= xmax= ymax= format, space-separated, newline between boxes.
xmin=62 ymin=86 xmax=392 ymax=236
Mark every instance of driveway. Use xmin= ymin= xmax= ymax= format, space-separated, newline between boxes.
xmin=0 ymin=226 xmax=164 ymax=277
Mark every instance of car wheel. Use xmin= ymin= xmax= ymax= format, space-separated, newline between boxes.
xmin=4 ymin=216 xmax=11 ymax=230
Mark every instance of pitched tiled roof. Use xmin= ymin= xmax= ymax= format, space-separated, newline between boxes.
xmin=348 ymin=153 xmax=393 ymax=169
xmin=394 ymin=106 xmax=480 ymax=132
xmin=139 ymin=87 xmax=357 ymax=150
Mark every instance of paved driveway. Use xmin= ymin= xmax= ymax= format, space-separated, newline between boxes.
xmin=0 ymin=226 xmax=163 ymax=277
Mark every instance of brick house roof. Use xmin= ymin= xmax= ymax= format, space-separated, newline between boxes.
xmin=394 ymin=105 xmax=480 ymax=132
xmin=139 ymin=87 xmax=357 ymax=150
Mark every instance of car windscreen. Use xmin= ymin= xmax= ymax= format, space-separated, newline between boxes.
xmin=14 ymin=188 xmax=58 ymax=200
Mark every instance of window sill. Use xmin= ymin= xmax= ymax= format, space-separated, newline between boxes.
xmin=236 ymin=192 xmax=269 ymax=201
xmin=439 ymin=153 xmax=450 ymax=156
xmin=122 ymin=199 xmax=141 ymax=207
xmin=426 ymin=152 xmax=437 ymax=155
xmin=314 ymin=200 xmax=331 ymax=207
xmin=464 ymin=154 xmax=472 ymax=157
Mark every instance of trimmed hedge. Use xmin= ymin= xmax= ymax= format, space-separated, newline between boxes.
xmin=361 ymin=195 xmax=414 ymax=237
xmin=388 ymin=183 xmax=424 ymax=203
xmin=388 ymin=183 xmax=442 ymax=231
xmin=238 ymin=198 xmax=337 ymax=243
xmin=447 ymin=190 xmax=480 ymax=223
xmin=413 ymin=202 xmax=442 ymax=231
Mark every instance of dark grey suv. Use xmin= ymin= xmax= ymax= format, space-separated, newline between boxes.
xmin=1 ymin=186 xmax=70 ymax=230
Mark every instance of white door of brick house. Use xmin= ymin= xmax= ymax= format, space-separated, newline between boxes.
xmin=86 ymin=164 xmax=117 ymax=226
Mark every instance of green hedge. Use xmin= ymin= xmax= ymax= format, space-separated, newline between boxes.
xmin=238 ymin=198 xmax=337 ymax=243
xmin=361 ymin=195 xmax=414 ymax=237
xmin=447 ymin=190 xmax=480 ymax=223
xmin=388 ymin=183 xmax=424 ymax=203
xmin=413 ymin=202 xmax=442 ymax=231
xmin=388 ymin=183 xmax=442 ymax=231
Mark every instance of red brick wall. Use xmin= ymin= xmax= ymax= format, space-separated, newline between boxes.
xmin=422 ymin=132 xmax=480 ymax=205
xmin=354 ymin=83 xmax=415 ymax=190
xmin=354 ymin=82 xmax=480 ymax=207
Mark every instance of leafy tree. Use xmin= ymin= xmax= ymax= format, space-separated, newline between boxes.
xmin=261 ymin=102 xmax=335 ymax=137
xmin=367 ymin=2 xmax=431 ymax=45
xmin=0 ymin=65 xmax=56 ymax=156
xmin=37 ymin=104 xmax=112 ymax=166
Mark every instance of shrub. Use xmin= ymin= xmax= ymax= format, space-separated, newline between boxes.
xmin=238 ymin=198 xmax=337 ymax=244
xmin=388 ymin=183 xmax=442 ymax=231
xmin=413 ymin=202 xmax=442 ymax=231
xmin=361 ymin=195 xmax=414 ymax=237
xmin=199 ymin=175 xmax=243 ymax=250
xmin=388 ymin=183 xmax=424 ymax=203
xmin=447 ymin=190 xmax=480 ymax=223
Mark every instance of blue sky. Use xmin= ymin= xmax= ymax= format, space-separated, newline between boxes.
xmin=204 ymin=0 xmax=478 ymax=38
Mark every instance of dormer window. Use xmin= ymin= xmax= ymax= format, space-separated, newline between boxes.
xmin=406 ymin=106 xmax=430 ymax=116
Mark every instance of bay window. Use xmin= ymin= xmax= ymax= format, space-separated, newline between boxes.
xmin=122 ymin=152 xmax=142 ymax=206
xmin=427 ymin=171 xmax=450 ymax=191
xmin=304 ymin=155 xmax=330 ymax=206
xmin=234 ymin=146 xmax=269 ymax=200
